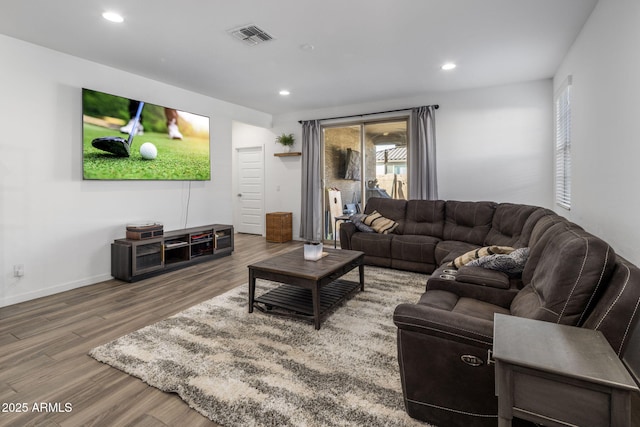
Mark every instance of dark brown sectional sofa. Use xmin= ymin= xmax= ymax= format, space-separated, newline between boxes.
xmin=340 ymin=197 xmax=640 ymax=427
xmin=340 ymin=198 xmax=548 ymax=273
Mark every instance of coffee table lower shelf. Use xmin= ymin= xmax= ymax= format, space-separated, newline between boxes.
xmin=253 ymin=279 xmax=360 ymax=324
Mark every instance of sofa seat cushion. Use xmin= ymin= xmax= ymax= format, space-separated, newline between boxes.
xmin=391 ymin=235 xmax=440 ymax=265
xmin=455 ymin=266 xmax=511 ymax=289
xmin=351 ymin=232 xmax=394 ymax=259
xmin=419 ymin=290 xmax=510 ymax=322
xmin=435 ymin=240 xmax=480 ymax=266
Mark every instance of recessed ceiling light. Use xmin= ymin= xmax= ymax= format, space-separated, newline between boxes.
xmin=441 ymin=62 xmax=456 ymax=71
xmin=279 ymin=90 xmax=290 ymax=96
xmin=102 ymin=11 xmax=124 ymax=23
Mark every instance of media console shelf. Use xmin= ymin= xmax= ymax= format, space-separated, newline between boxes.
xmin=111 ymin=224 xmax=234 ymax=282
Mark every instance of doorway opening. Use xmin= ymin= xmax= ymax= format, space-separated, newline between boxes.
xmin=235 ymin=146 xmax=264 ymax=235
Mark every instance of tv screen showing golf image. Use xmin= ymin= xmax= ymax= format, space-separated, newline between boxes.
xmin=82 ymin=88 xmax=211 ymax=180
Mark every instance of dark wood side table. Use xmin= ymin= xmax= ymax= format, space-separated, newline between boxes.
xmin=493 ymin=314 xmax=639 ymax=427
xmin=248 ymin=248 xmax=364 ymax=329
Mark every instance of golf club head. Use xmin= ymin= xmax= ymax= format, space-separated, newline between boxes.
xmin=90 ymin=101 xmax=143 ymax=158
xmin=91 ymin=136 xmax=130 ymax=157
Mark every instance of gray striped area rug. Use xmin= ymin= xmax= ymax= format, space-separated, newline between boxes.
xmin=89 ymin=267 xmax=432 ymax=427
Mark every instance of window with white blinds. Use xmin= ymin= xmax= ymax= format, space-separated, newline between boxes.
xmin=555 ymin=76 xmax=572 ymax=210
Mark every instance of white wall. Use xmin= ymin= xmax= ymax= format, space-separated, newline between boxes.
xmin=434 ymin=81 xmax=553 ymax=205
xmin=0 ymin=35 xmax=272 ymax=307
xmin=554 ymin=0 xmax=640 ymax=264
xmin=272 ymin=79 xmax=554 ymax=236
xmin=0 ymin=34 xmax=559 ymax=308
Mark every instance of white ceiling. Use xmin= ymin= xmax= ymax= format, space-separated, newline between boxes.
xmin=0 ymin=0 xmax=598 ymax=115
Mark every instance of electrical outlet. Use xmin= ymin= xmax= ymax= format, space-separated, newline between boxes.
xmin=14 ymin=264 xmax=24 ymax=277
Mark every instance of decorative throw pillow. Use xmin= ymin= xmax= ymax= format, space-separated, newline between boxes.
xmin=350 ymin=213 xmax=375 ymax=233
xmin=450 ymin=245 xmax=515 ymax=269
xmin=466 ymin=247 xmax=530 ymax=277
xmin=363 ymin=210 xmax=399 ymax=234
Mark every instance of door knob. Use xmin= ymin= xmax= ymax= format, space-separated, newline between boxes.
xmin=237 ymin=193 xmax=242 ymax=197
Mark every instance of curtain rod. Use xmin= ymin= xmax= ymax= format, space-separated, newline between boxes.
xmin=297 ymin=104 xmax=439 ymax=124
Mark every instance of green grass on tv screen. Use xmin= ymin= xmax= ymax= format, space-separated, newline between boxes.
xmin=82 ymin=124 xmax=211 ymax=180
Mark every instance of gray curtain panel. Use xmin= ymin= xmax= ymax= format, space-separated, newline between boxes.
xmin=409 ymin=106 xmax=438 ymax=200
xmin=300 ymin=120 xmax=322 ymax=242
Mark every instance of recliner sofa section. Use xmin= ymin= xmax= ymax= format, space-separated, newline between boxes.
xmin=340 ymin=198 xmax=552 ymax=272
xmin=393 ymin=219 xmax=639 ymax=427
xmin=340 ymin=198 xmax=640 ymax=426
xmin=341 ymin=198 xmax=445 ymax=272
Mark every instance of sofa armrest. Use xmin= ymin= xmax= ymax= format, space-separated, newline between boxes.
xmin=427 ymin=272 xmax=518 ymax=309
xmin=339 ymin=222 xmax=357 ymax=250
xmin=393 ymin=302 xmax=495 ymax=347
xmin=455 ymin=265 xmax=510 ymax=289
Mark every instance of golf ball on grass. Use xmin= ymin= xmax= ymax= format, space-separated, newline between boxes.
xmin=140 ymin=142 xmax=157 ymax=160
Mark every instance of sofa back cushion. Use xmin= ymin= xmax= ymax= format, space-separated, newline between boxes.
xmin=513 ymin=207 xmax=556 ymax=248
xmin=403 ymin=200 xmax=445 ymax=238
xmin=442 ymin=201 xmax=496 ymax=246
xmin=484 ymin=204 xmax=548 ymax=247
xmin=529 ymin=213 xmax=578 ymax=247
xmin=511 ymin=227 xmax=616 ymax=326
xmin=582 ymin=256 xmax=640 ymax=356
xmin=364 ymin=198 xmax=407 ymax=234
xmin=521 ymin=216 xmax=573 ymax=284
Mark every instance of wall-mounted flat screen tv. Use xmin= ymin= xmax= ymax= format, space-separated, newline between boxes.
xmin=82 ymin=88 xmax=211 ymax=180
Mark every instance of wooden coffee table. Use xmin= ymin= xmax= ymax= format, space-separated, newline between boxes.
xmin=248 ymin=248 xmax=364 ymax=329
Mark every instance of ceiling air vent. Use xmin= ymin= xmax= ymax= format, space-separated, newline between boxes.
xmin=228 ymin=25 xmax=274 ymax=46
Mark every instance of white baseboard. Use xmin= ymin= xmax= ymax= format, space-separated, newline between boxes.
xmin=1 ymin=273 xmax=113 ymax=308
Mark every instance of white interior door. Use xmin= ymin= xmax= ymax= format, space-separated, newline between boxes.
xmin=235 ymin=147 xmax=264 ymax=234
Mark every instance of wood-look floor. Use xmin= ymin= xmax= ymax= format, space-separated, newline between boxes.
xmin=2 ymin=233 xmax=639 ymax=427
xmin=0 ymin=234 xmax=302 ymax=427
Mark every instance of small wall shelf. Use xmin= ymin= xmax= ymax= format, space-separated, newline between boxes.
xmin=274 ymin=152 xmax=302 ymax=157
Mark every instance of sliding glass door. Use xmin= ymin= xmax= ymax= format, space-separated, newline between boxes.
xmin=364 ymin=121 xmax=408 ymax=203
xmin=322 ymin=118 xmax=408 ymax=242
